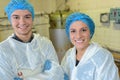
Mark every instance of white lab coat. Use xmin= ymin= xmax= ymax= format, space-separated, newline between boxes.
xmin=61 ymin=42 xmax=120 ymax=80
xmin=0 ymin=34 xmax=64 ymax=80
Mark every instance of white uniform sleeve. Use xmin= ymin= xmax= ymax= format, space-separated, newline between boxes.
xmin=0 ymin=47 xmax=16 ymax=80
xmin=61 ymin=49 xmax=71 ymax=77
xmin=95 ymin=49 xmax=120 ymax=80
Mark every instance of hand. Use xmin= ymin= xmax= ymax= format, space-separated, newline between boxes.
xmin=43 ymin=60 xmax=51 ymax=71
xmin=64 ymin=73 xmax=69 ymax=80
xmin=14 ymin=77 xmax=23 ymax=80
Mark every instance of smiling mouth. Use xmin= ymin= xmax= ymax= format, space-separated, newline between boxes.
xmin=75 ymin=39 xmax=84 ymax=43
xmin=18 ymin=26 xmax=28 ymax=30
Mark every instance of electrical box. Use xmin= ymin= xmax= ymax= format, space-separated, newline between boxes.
xmin=110 ymin=8 xmax=120 ymax=23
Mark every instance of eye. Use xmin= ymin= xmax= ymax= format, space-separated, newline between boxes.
xmin=25 ymin=15 xmax=32 ymax=19
xmin=12 ymin=16 xmax=19 ymax=19
xmin=82 ymin=28 xmax=87 ymax=32
xmin=81 ymin=27 xmax=88 ymax=32
xmin=70 ymin=30 xmax=76 ymax=33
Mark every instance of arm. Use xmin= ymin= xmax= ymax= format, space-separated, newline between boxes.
xmin=61 ymin=50 xmax=70 ymax=80
xmin=0 ymin=48 xmax=17 ymax=80
xmin=96 ymin=49 xmax=120 ymax=80
xmin=25 ymin=39 xmax=64 ymax=80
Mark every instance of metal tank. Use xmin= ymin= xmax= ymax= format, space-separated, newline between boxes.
xmin=49 ymin=11 xmax=73 ymax=63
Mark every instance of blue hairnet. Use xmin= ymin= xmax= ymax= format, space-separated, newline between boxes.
xmin=65 ymin=12 xmax=95 ymax=39
xmin=5 ymin=0 xmax=34 ymax=21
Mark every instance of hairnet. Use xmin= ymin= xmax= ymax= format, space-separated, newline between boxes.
xmin=65 ymin=12 xmax=95 ymax=39
xmin=5 ymin=0 xmax=34 ymax=21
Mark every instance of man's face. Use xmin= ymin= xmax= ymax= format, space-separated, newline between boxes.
xmin=11 ymin=10 xmax=33 ymax=37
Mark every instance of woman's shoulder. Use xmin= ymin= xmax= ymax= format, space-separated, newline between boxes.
xmin=66 ymin=47 xmax=75 ymax=54
xmin=62 ymin=47 xmax=75 ymax=61
xmin=91 ymin=43 xmax=114 ymax=67
xmin=91 ymin=42 xmax=112 ymax=58
xmin=90 ymin=42 xmax=112 ymax=57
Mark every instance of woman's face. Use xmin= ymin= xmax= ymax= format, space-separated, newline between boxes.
xmin=70 ymin=21 xmax=90 ymax=51
xmin=11 ymin=10 xmax=33 ymax=38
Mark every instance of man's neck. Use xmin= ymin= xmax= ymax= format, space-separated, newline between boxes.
xmin=12 ymin=33 xmax=34 ymax=43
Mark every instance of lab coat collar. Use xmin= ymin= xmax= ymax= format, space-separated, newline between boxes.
xmin=70 ymin=42 xmax=102 ymax=66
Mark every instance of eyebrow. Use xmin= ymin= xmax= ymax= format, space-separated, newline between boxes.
xmin=11 ymin=15 xmax=19 ymax=17
xmin=25 ymin=14 xmax=32 ymax=16
xmin=70 ymin=26 xmax=88 ymax=29
xmin=11 ymin=14 xmax=32 ymax=17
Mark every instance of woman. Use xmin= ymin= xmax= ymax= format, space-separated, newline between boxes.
xmin=0 ymin=0 xmax=64 ymax=80
xmin=61 ymin=12 xmax=120 ymax=80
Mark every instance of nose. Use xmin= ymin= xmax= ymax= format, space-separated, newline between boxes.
xmin=76 ymin=32 xmax=81 ymax=39
xmin=19 ymin=17 xmax=26 ymax=25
